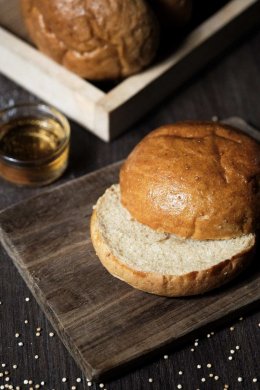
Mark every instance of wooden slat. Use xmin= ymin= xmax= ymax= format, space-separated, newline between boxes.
xmin=0 ymin=0 xmax=259 ymax=140
xmin=0 ymin=27 xmax=106 ymax=138
xmin=97 ymin=0 xmax=260 ymax=139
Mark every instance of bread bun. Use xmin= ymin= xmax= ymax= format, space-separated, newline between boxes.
xmin=21 ymin=0 xmax=159 ymax=80
xmin=120 ymin=122 xmax=260 ymax=240
xmin=91 ymin=185 xmax=255 ymax=296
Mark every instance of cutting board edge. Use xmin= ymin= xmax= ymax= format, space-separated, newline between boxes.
xmin=0 ymin=160 xmax=123 ymax=220
xmin=94 ymin=296 xmax=260 ymax=380
xmin=0 ymin=117 xmax=259 ymax=380
xmin=0 ymin=225 xmax=97 ymax=379
xmin=1 ymin=222 xmax=259 ymax=380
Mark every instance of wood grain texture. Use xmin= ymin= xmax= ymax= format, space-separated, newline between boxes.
xmin=0 ymin=27 xmax=260 ymax=389
xmin=0 ymin=125 xmax=259 ymax=380
xmin=0 ymin=0 xmax=259 ymax=140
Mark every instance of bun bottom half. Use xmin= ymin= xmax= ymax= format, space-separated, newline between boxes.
xmin=90 ymin=185 xmax=255 ymax=297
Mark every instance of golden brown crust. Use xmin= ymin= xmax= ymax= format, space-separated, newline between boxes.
xmin=120 ymin=121 xmax=260 ymax=240
xmin=90 ymin=209 xmax=255 ymax=296
xmin=21 ymin=0 xmax=159 ymax=80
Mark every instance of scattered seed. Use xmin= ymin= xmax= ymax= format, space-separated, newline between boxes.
xmin=214 ymin=376 xmax=219 ymax=381
xmin=239 ymin=317 xmax=243 ymax=321
xmin=163 ymin=355 xmax=168 ymax=360
xmin=35 ymin=385 xmax=40 ymax=389
xmin=34 ymin=355 xmax=39 ymax=360
xmin=177 ymin=385 xmax=182 ymax=389
xmin=28 ymin=380 xmax=33 ymax=385
xmin=12 ymin=365 xmax=17 ymax=369
xmin=236 ymin=346 xmax=240 ymax=350
xmin=230 ymin=350 xmax=235 ymax=354
xmin=201 ymin=378 xmax=206 ymax=382
xmin=76 ymin=378 xmax=81 ymax=383
xmin=23 ymin=381 xmax=29 ymax=385
xmin=25 ymin=297 xmax=30 ymax=302
xmin=24 ymin=320 xmax=28 ymax=324
xmin=228 ymin=356 xmax=233 ymax=361
xmin=40 ymin=382 xmax=45 ymax=386
xmin=209 ymin=373 xmax=214 ymax=378
xmin=35 ymin=332 xmax=40 ymax=337
xmin=62 ymin=378 xmax=67 ymax=383
xmin=148 ymin=378 xmax=153 ymax=383
xmin=49 ymin=332 xmax=54 ymax=337
xmin=191 ymin=348 xmax=195 ymax=352
xmin=197 ymin=365 xmax=201 ymax=369
xmin=207 ymin=364 xmax=212 ymax=368
xmin=212 ymin=116 xmax=219 ymax=122
xmin=5 ymin=378 xmax=10 ymax=382
xmin=71 ymin=387 xmax=77 ymax=390
xmin=194 ymin=342 xmax=199 ymax=346
xmin=99 ymin=384 xmax=104 ymax=388
xmin=87 ymin=382 xmax=92 ymax=387
xmin=238 ymin=377 xmax=243 ymax=382
xmin=230 ymin=327 xmax=235 ymax=331
xmin=178 ymin=371 xmax=183 ymax=375
xmin=1 ymin=364 xmax=6 ymax=368
xmin=211 ymin=332 xmax=214 ymax=335
xmin=0 ymin=373 xmax=3 ymax=377
xmin=15 ymin=333 xmax=20 ymax=338
xmin=253 ymin=378 xmax=258 ymax=382
xmin=36 ymin=328 xmax=41 ymax=332
xmin=207 ymin=334 xmax=211 ymax=338
xmin=18 ymin=342 xmax=23 ymax=347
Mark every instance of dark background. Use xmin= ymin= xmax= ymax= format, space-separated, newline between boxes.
xmin=0 ymin=23 xmax=260 ymax=390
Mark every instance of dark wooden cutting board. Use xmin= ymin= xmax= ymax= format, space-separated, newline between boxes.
xmin=0 ymin=118 xmax=259 ymax=380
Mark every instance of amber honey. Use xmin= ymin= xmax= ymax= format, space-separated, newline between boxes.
xmin=0 ymin=104 xmax=70 ymax=186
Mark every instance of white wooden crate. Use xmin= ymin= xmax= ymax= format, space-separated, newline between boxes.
xmin=0 ymin=0 xmax=259 ymax=141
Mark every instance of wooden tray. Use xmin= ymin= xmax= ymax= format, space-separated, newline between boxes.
xmin=0 ymin=118 xmax=259 ymax=380
xmin=0 ymin=0 xmax=260 ymax=141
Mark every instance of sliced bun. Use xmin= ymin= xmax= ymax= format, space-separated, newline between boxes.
xmin=21 ymin=0 xmax=159 ymax=80
xmin=120 ymin=122 xmax=260 ymax=240
xmin=91 ymin=185 xmax=255 ymax=297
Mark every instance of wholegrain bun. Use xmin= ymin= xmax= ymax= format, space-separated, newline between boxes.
xmin=120 ymin=122 xmax=260 ymax=240
xmin=21 ymin=0 xmax=159 ymax=80
xmin=91 ymin=185 xmax=255 ymax=296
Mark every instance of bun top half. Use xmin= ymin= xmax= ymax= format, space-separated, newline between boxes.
xmin=120 ymin=122 xmax=260 ymax=240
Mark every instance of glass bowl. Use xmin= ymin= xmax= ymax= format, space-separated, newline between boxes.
xmin=0 ymin=103 xmax=70 ymax=186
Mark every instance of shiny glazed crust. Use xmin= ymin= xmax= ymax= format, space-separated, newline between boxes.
xmin=120 ymin=122 xmax=260 ymax=240
xmin=21 ymin=0 xmax=159 ymax=80
xmin=90 ymin=209 xmax=255 ymax=296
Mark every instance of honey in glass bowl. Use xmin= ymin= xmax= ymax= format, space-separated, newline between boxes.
xmin=0 ymin=103 xmax=70 ymax=186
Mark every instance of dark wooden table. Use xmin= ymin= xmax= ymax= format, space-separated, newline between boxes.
xmin=0 ymin=27 xmax=260 ymax=390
